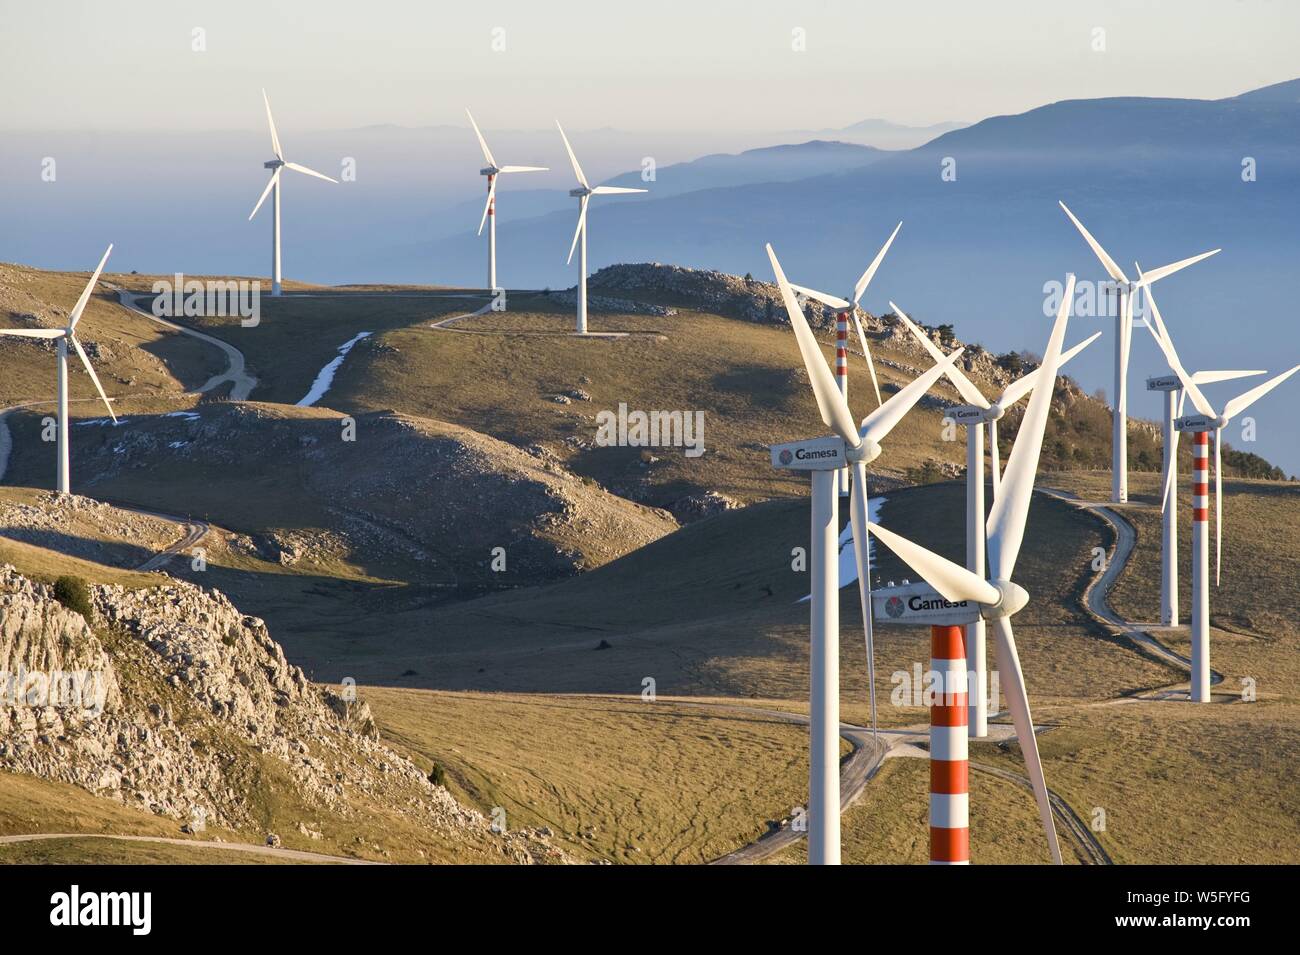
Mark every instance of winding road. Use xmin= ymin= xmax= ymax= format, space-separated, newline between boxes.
xmin=112 ymin=288 xmax=258 ymax=400
xmin=1040 ymin=487 xmax=1225 ymax=695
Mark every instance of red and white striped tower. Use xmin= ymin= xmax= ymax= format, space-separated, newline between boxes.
xmin=835 ymin=311 xmax=850 ymax=494
xmin=486 ymin=173 xmax=497 ymax=290
xmin=1190 ymin=429 xmax=1211 ymax=702
xmin=930 ymin=624 xmax=969 ymax=864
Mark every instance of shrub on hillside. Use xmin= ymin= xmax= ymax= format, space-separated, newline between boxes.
xmin=52 ymin=575 xmax=94 ymax=623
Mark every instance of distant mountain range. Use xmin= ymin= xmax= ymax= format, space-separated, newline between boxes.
xmin=405 ymin=79 xmax=1300 ymax=474
xmin=3 ymin=80 xmax=1298 ymax=472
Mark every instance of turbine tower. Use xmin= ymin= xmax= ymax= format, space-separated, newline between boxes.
xmin=466 ymin=109 xmax=547 ymax=291
xmin=766 ymin=243 xmax=965 ymax=864
xmin=1142 ymin=277 xmax=1299 ymax=700
xmin=786 ymin=221 xmax=902 ymax=493
xmin=0 ymin=245 xmax=119 ymax=494
xmin=890 ymin=302 xmax=1099 ymax=737
xmin=868 ymin=277 xmax=1077 ymax=864
xmin=249 ymin=90 xmax=338 ymax=296
xmin=556 ymin=121 xmax=646 ymax=335
xmin=1144 ymin=359 xmax=1262 ymax=626
xmin=1057 ymin=201 xmax=1218 ymax=503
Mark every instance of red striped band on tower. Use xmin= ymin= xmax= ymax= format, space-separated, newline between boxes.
xmin=488 ymin=174 xmax=495 ymax=215
xmin=1192 ymin=430 xmax=1208 ymax=522
xmin=835 ymin=312 xmax=848 ymax=383
xmin=930 ymin=625 xmax=969 ymax=865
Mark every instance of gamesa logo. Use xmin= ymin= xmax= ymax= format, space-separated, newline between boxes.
xmin=49 ymin=885 xmax=151 ymax=936
xmin=779 ymin=449 xmax=794 ymax=466
xmin=885 ymin=596 xmax=905 ymax=618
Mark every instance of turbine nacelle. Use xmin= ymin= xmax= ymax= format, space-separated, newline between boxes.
xmin=569 ymin=186 xmax=591 ymax=198
xmin=1175 ymin=413 xmax=1226 ymax=432
xmin=264 ymin=159 xmax=284 ymax=170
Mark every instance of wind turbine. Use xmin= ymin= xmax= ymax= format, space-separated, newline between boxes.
xmin=889 ymin=299 xmax=1099 ymax=737
xmin=1057 ymin=201 xmax=1219 ymax=503
xmin=466 ymin=109 xmax=548 ymax=291
xmin=249 ymin=90 xmax=338 ymax=296
xmin=556 ymin=121 xmax=646 ymax=335
xmin=1140 ymin=273 xmax=1299 ymax=701
xmin=785 ymin=221 xmax=902 ymax=494
xmin=0 ymin=245 xmax=119 ymax=494
xmin=766 ymin=242 xmax=967 ymax=865
xmin=1142 ymin=290 xmax=1262 ymax=628
xmin=866 ymin=278 xmax=1076 ymax=864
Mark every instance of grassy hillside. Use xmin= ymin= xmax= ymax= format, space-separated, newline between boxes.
xmin=0 ymin=263 xmax=222 ymax=412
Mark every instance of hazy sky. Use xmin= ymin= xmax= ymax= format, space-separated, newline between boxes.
xmin=3 ymin=0 xmax=1297 ymax=132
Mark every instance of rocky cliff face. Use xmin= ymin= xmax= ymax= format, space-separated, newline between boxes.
xmin=0 ymin=566 xmax=566 ymax=863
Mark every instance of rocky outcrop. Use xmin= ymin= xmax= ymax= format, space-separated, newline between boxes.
xmin=0 ymin=566 xmax=568 ymax=863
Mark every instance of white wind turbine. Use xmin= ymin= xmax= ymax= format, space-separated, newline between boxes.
xmin=786 ymin=222 xmax=902 ymax=494
xmin=556 ymin=121 xmax=646 ymax=335
xmin=766 ymin=242 xmax=967 ymax=865
xmin=0 ymin=245 xmax=119 ymax=494
xmin=466 ymin=109 xmax=548 ymax=291
xmin=889 ymin=298 xmax=1099 ymax=737
xmin=1140 ymin=273 xmax=1300 ymax=701
xmin=866 ymin=281 xmax=1077 ymax=864
xmin=1141 ymin=282 xmax=1262 ymax=627
xmin=1058 ymin=202 xmax=1218 ymax=504
xmin=249 ymin=90 xmax=338 ymax=296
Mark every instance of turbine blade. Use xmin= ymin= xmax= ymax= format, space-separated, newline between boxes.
xmin=853 ymin=221 xmax=902 ymax=305
xmin=262 ymin=89 xmax=283 ymax=160
xmin=1189 ymin=369 xmax=1265 ymax=385
xmin=989 ymin=419 xmax=1001 ymax=499
xmin=465 ymin=108 xmax=497 ymax=168
xmin=591 ymin=185 xmax=647 ymax=195
xmin=788 ymin=283 xmax=851 ymax=310
xmin=1161 ymin=390 xmax=1187 ymax=513
xmin=888 ymin=301 xmax=987 ymax=407
xmin=866 ymin=521 xmax=1000 ymax=605
xmin=566 ymin=196 xmax=588 ymax=265
xmin=1222 ymin=363 xmax=1300 ymax=421
xmin=477 ymin=175 xmax=496 ymax=236
xmin=997 ymin=332 xmax=1102 ymax=409
xmin=986 ymin=274 xmax=1073 ymax=582
xmin=849 ymin=461 xmax=877 ymax=733
xmin=1058 ymin=201 xmax=1128 ymax=284
xmin=249 ymin=169 xmax=280 ymax=220
xmin=497 ymin=164 xmax=548 ymax=173
xmin=859 ymin=346 xmax=966 ymax=447
xmin=1139 ymin=279 xmax=1216 ymax=418
xmin=0 ymin=328 xmax=66 ymax=338
xmin=70 ymin=335 xmax=117 ymax=423
xmin=766 ymin=243 xmax=861 ymax=446
xmin=1136 ymin=249 xmax=1220 ymax=288
xmin=991 ymin=616 xmax=1062 ymax=864
xmin=849 ymin=309 xmax=883 ymax=407
xmin=555 ymin=121 xmax=588 ymax=189
xmin=67 ymin=245 xmax=113 ymax=330
xmin=284 ymin=161 xmax=338 ymax=184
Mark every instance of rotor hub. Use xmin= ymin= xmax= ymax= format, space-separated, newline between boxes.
xmin=981 ymin=579 xmax=1029 ymax=619
xmin=846 ymin=439 xmax=881 ymax=464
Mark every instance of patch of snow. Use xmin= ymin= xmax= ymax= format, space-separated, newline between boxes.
xmin=296 ymin=332 xmax=371 ymax=408
xmin=799 ymin=494 xmax=887 ymax=603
